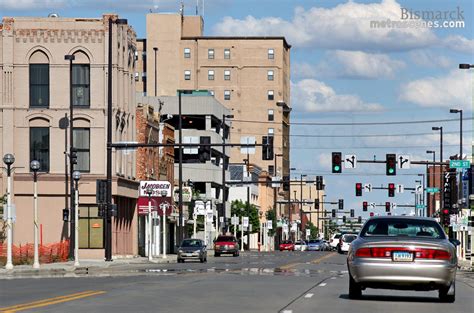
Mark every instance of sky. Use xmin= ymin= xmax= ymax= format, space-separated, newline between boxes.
xmin=1 ymin=0 xmax=473 ymax=219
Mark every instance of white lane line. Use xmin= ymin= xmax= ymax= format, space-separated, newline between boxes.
xmin=318 ymin=283 xmax=327 ymax=287
xmin=330 ymin=277 xmax=337 ymax=280
xmin=282 ymin=310 xmax=293 ymax=313
xmin=304 ymin=293 xmax=314 ymax=298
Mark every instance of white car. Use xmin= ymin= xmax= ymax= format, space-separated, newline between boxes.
xmin=294 ymin=240 xmax=307 ymax=251
xmin=329 ymin=233 xmax=342 ymax=250
xmin=338 ymin=234 xmax=357 ymax=253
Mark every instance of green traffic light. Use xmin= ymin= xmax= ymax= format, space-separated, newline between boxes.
xmin=389 ymin=168 xmax=394 ymax=174
xmin=334 ymin=165 xmax=340 ymax=171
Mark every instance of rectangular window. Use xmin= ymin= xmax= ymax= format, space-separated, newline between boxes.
xmin=184 ymin=70 xmax=191 ymax=80
xmin=208 ymin=49 xmax=215 ymax=59
xmin=224 ymin=90 xmax=231 ymax=100
xmin=268 ymin=165 xmax=275 ymax=176
xmin=267 ymin=90 xmax=274 ymax=100
xmin=267 ymin=70 xmax=274 ymax=81
xmin=268 ymin=48 xmax=275 ymax=59
xmin=224 ymin=49 xmax=231 ymax=59
xmin=30 ymin=64 xmax=50 ymax=107
xmin=268 ymin=109 xmax=274 ymax=121
xmin=208 ymin=70 xmax=215 ymax=80
xmin=79 ymin=205 xmax=104 ymax=249
xmin=224 ymin=70 xmax=231 ymax=80
xmin=30 ymin=127 xmax=50 ymax=172
xmin=73 ymin=128 xmax=90 ymax=172
xmin=72 ymin=64 xmax=90 ymax=107
xmin=184 ymin=48 xmax=191 ymax=58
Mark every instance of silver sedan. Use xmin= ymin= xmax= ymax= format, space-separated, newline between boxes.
xmin=347 ymin=216 xmax=459 ymax=302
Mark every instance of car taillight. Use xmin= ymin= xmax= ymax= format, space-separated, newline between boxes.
xmin=355 ymin=247 xmax=451 ymax=260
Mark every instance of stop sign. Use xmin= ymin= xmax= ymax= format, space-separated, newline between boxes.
xmin=369 ymin=212 xmax=374 ymax=217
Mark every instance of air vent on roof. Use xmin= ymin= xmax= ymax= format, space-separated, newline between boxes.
xmin=48 ymin=13 xmax=59 ymax=18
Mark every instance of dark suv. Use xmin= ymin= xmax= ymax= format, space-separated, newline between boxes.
xmin=214 ymin=235 xmax=240 ymax=257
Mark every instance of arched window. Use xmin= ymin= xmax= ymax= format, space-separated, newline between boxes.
xmin=72 ymin=51 xmax=91 ymax=107
xmin=29 ymin=50 xmax=50 ymax=108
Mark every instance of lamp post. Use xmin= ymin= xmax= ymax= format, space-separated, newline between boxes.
xmin=417 ymin=174 xmax=425 ymax=217
xmin=299 ymin=174 xmax=307 ymax=240
xmin=221 ymin=114 xmax=233 ymax=234
xmin=30 ymin=160 xmax=41 ymax=269
xmin=64 ymin=54 xmax=75 ymax=260
xmin=3 ymin=153 xmax=15 ymax=270
xmin=450 ymin=109 xmax=463 ymax=218
xmin=426 ymin=150 xmax=436 ymax=216
xmin=105 ymin=17 xmax=128 ymax=261
xmin=415 ymin=179 xmax=422 ymax=217
xmin=160 ymin=189 xmax=168 ymax=259
xmin=273 ymin=153 xmax=283 ymax=248
xmin=432 ymin=126 xmax=443 ymax=217
xmin=72 ymin=171 xmax=81 ymax=266
xmin=146 ymin=186 xmax=153 ymax=261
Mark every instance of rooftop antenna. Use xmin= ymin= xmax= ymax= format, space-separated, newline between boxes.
xmin=180 ymin=1 xmax=184 ymax=16
xmin=196 ymin=0 xmax=198 ymax=15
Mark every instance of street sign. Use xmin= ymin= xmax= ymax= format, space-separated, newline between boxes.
xmin=267 ymin=220 xmax=273 ymax=229
xmin=398 ymin=155 xmax=411 ymax=169
xmin=364 ymin=183 xmax=372 ymax=192
xmin=242 ymin=216 xmax=249 ymax=228
xmin=344 ymin=154 xmax=357 ymax=169
xmin=450 ymin=160 xmax=470 ymax=169
xmin=391 ymin=203 xmax=397 ymax=209
xmin=205 ymin=201 xmax=212 ymax=213
xmin=231 ymin=216 xmax=238 ymax=225
xmin=426 ymin=187 xmax=440 ymax=193
xmin=396 ymin=184 xmax=404 ymax=193
xmin=369 ymin=202 xmax=376 ymax=210
xmin=271 ymin=176 xmax=281 ymax=188
xmin=219 ymin=216 xmax=224 ymax=223
xmin=415 ymin=185 xmax=423 ymax=195
xmin=415 ymin=204 xmax=426 ymax=209
xmin=306 ymin=229 xmax=311 ymax=237
xmin=194 ymin=200 xmax=205 ymax=215
xmin=206 ymin=212 xmax=213 ymax=223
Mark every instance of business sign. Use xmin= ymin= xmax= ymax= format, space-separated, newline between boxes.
xmin=194 ymin=201 xmax=205 ymax=215
xmin=267 ymin=220 xmax=273 ymax=229
xmin=139 ymin=181 xmax=172 ymax=197
xmin=173 ymin=187 xmax=193 ymax=203
xmin=138 ymin=181 xmax=173 ymax=216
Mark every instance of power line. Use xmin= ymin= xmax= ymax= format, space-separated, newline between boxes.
xmin=291 ymin=143 xmax=460 ymax=150
xmin=237 ymin=130 xmax=471 ymax=138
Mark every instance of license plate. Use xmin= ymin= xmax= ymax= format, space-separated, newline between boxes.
xmin=392 ymin=251 xmax=413 ymax=262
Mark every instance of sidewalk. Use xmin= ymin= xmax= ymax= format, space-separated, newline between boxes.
xmin=458 ymin=258 xmax=473 ymax=272
xmin=0 ymin=256 xmax=177 ymax=280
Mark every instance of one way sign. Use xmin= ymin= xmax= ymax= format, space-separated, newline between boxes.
xmin=398 ymin=155 xmax=411 ymax=169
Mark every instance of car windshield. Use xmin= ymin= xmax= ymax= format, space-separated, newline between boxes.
xmin=216 ymin=236 xmax=235 ymax=242
xmin=360 ymin=218 xmax=445 ymax=239
xmin=309 ymin=240 xmax=321 ymax=244
xmin=343 ymin=235 xmax=357 ymax=243
xmin=334 ymin=234 xmax=341 ymax=239
xmin=296 ymin=241 xmax=305 ymax=245
xmin=181 ymin=239 xmax=203 ymax=247
xmin=282 ymin=241 xmax=293 ymax=244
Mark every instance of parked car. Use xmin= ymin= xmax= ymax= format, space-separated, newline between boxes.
xmin=177 ymin=238 xmax=207 ymax=263
xmin=320 ymin=240 xmax=331 ymax=251
xmin=338 ymin=234 xmax=358 ymax=254
xmin=214 ymin=235 xmax=239 ymax=257
xmin=329 ymin=233 xmax=342 ymax=251
xmin=307 ymin=239 xmax=324 ymax=251
xmin=347 ymin=216 xmax=459 ymax=302
xmin=294 ymin=240 xmax=307 ymax=251
xmin=279 ymin=240 xmax=295 ymax=251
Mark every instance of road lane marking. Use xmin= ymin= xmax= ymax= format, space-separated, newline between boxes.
xmin=318 ymin=283 xmax=327 ymax=287
xmin=304 ymin=293 xmax=314 ymax=298
xmin=282 ymin=310 xmax=293 ymax=313
xmin=312 ymin=252 xmax=336 ymax=264
xmin=0 ymin=290 xmax=106 ymax=313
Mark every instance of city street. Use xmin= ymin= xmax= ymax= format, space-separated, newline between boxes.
xmin=0 ymin=252 xmax=472 ymax=313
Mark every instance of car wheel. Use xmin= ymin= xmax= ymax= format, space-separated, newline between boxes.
xmin=349 ymin=275 xmax=362 ymax=299
xmin=439 ymin=282 xmax=455 ymax=303
xmin=200 ymin=257 xmax=205 ymax=263
xmin=214 ymin=253 xmax=220 ymax=257
xmin=233 ymin=251 xmax=239 ymax=257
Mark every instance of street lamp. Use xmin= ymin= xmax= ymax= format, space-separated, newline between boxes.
xmin=459 ymin=64 xmax=474 ymax=69
xmin=3 ymin=153 xmax=15 ymax=269
xmin=64 ymin=53 xmax=75 ymax=260
xmin=160 ymin=189 xmax=168 ymax=259
xmin=72 ymin=171 xmax=81 ymax=266
xmin=426 ymin=150 xmax=436 ymax=217
xmin=299 ymin=174 xmax=307 ymax=240
xmin=222 ymin=114 xmax=234 ymax=234
xmin=432 ymin=126 xmax=443 ymax=217
xmin=105 ymin=17 xmax=128 ymax=262
xmin=449 ymin=109 xmax=463 ymax=160
xmin=415 ymin=179 xmax=422 ymax=217
xmin=146 ymin=186 xmax=153 ymax=261
xmin=30 ymin=160 xmax=41 ymax=269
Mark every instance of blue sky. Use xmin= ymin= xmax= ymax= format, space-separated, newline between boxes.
xmin=2 ymin=0 xmax=473 ymax=219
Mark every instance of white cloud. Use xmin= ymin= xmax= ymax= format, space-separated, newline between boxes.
xmin=409 ymin=50 xmax=453 ymax=69
xmin=399 ymin=70 xmax=471 ymax=109
xmin=442 ymin=35 xmax=474 ymax=55
xmin=213 ymin=0 xmax=438 ymax=52
xmin=0 ymin=0 xmax=67 ymax=9
xmin=291 ymin=79 xmax=384 ymax=112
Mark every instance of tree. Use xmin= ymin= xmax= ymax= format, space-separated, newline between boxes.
xmin=230 ymin=200 xmax=260 ymax=234
xmin=265 ymin=208 xmax=277 ymax=237
xmin=304 ymin=221 xmax=318 ymax=239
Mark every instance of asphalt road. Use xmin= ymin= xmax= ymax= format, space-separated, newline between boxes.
xmin=0 ymin=251 xmax=472 ymax=313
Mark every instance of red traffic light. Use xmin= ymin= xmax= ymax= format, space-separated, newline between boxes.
xmin=385 ymin=202 xmax=390 ymax=212
xmin=356 ymin=183 xmax=362 ymax=197
xmin=388 ymin=183 xmax=395 ymax=197
xmin=443 ymin=209 xmax=449 ymax=215
xmin=362 ymin=201 xmax=368 ymax=211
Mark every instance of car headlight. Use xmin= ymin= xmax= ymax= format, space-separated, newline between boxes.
xmin=178 ymin=249 xmax=183 ymax=253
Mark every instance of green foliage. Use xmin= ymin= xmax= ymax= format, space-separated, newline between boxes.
xmin=305 ymin=221 xmax=319 ymax=239
xmin=265 ymin=208 xmax=277 ymax=237
xmin=229 ymin=200 xmax=260 ymax=233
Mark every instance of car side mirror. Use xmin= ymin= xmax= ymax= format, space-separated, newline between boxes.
xmin=449 ymin=239 xmax=460 ymax=246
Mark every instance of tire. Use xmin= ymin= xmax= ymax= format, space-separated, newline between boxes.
xmin=200 ymin=258 xmax=205 ymax=263
xmin=439 ymin=282 xmax=455 ymax=303
xmin=214 ymin=252 xmax=220 ymax=257
xmin=349 ymin=275 xmax=362 ymax=299
xmin=233 ymin=251 xmax=239 ymax=257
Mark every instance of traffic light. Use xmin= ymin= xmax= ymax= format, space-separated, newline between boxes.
xmin=262 ymin=136 xmax=274 ymax=160
xmin=338 ymin=199 xmax=344 ymax=210
xmin=332 ymin=152 xmax=342 ymax=173
xmin=350 ymin=209 xmax=354 ymax=218
xmin=199 ymin=136 xmax=211 ymax=161
xmin=385 ymin=202 xmax=390 ymax=212
xmin=369 ymin=212 xmax=374 ymax=217
xmin=62 ymin=208 xmax=69 ymax=222
xmin=355 ymin=183 xmax=362 ymax=197
xmin=388 ymin=183 xmax=395 ymax=197
xmin=362 ymin=201 xmax=368 ymax=211
xmin=331 ymin=209 xmax=336 ymax=218
xmin=358 ymin=216 xmax=362 ymax=223
xmin=342 ymin=216 xmax=346 ymax=223
xmin=70 ymin=147 xmax=78 ymax=165
xmin=386 ymin=154 xmax=396 ymax=176
xmin=315 ymin=199 xmax=320 ymax=210
xmin=441 ymin=209 xmax=450 ymax=226
xmin=316 ymin=176 xmax=323 ymax=190
xmin=283 ymin=175 xmax=290 ymax=191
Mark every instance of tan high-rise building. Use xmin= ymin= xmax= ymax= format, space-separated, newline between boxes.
xmin=136 ymin=13 xmax=291 ymax=219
